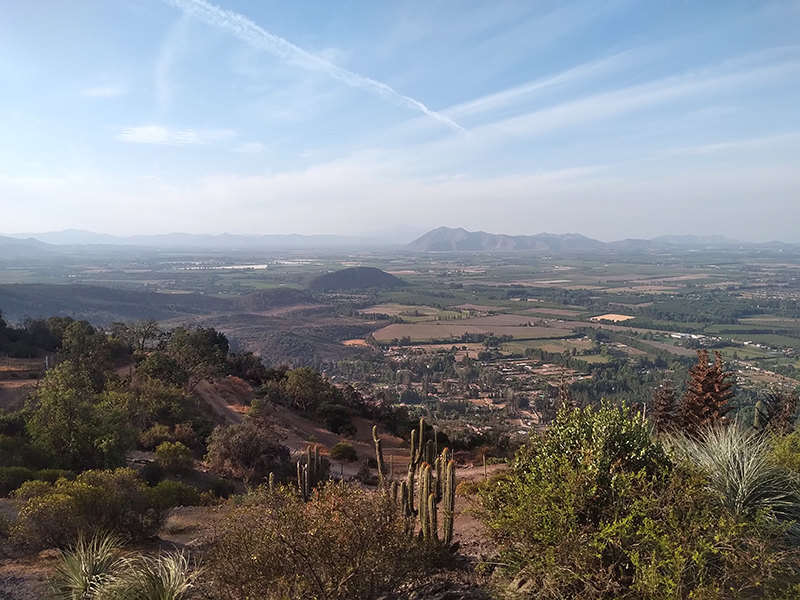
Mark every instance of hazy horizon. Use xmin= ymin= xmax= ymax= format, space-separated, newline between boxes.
xmin=3 ymin=225 xmax=799 ymax=247
xmin=2 ymin=1 xmax=799 ymax=242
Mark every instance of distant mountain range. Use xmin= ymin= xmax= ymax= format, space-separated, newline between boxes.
xmin=1 ymin=228 xmax=797 ymax=256
xmin=1 ymin=230 xmax=384 ymax=250
xmin=406 ymin=227 xmax=799 ymax=252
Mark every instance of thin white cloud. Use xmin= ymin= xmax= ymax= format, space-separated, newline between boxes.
xmin=659 ymin=132 xmax=800 ymax=156
xmin=114 ymin=125 xmax=235 ymax=145
xmin=235 ymin=142 xmax=265 ymax=153
xmin=468 ymin=58 xmax=800 ymax=141
xmin=82 ymin=85 xmax=128 ymax=98
xmin=162 ymin=0 xmax=464 ymax=133
xmin=155 ymin=12 xmax=192 ymax=113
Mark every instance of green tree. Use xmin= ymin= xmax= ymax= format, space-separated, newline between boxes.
xmin=136 ymin=351 xmax=189 ymax=389
xmin=167 ymin=327 xmax=229 ymax=389
xmin=27 ymin=364 xmax=135 ymax=470
xmin=60 ymin=321 xmax=114 ymax=391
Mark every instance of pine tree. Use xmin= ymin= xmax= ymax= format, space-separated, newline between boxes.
xmin=651 ymin=377 xmax=677 ymax=434
xmin=679 ymin=349 xmax=734 ymax=435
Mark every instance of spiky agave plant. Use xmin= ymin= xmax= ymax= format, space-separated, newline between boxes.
xmin=669 ymin=425 xmax=800 ymax=537
xmin=103 ymin=551 xmax=201 ymax=600
xmin=51 ymin=533 xmax=122 ymax=600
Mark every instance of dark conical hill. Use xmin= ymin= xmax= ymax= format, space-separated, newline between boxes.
xmin=308 ymin=267 xmax=408 ymax=291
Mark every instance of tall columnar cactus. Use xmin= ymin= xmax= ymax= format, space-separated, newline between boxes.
xmin=442 ymin=459 xmax=456 ymax=545
xmin=297 ymin=444 xmax=324 ymax=500
xmin=427 ymin=491 xmax=438 ymax=543
xmin=754 ymin=399 xmax=764 ymax=430
xmin=435 ymin=455 xmax=443 ymax=502
xmin=404 ymin=418 xmax=426 ymax=515
xmin=372 ymin=425 xmax=386 ymax=482
xmin=383 ymin=417 xmax=457 ymax=546
xmin=424 ymin=439 xmax=436 ymax=465
xmin=418 ymin=463 xmax=432 ymax=541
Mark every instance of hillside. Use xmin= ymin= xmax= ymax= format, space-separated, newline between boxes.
xmin=0 ymin=284 xmax=233 ymax=324
xmin=233 ymin=288 xmax=313 ymax=311
xmin=307 ymin=267 xmax=408 ymax=291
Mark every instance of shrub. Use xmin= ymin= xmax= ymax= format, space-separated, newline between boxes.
xmin=316 ymin=402 xmax=354 ymax=435
xmin=206 ymin=482 xmax=429 ymax=600
xmin=172 ymin=422 xmax=198 ymax=449
xmin=479 ymin=404 xmax=800 ymax=599
xmin=140 ymin=424 xmax=172 ymax=450
xmin=141 ymin=461 xmax=166 ymax=486
xmin=210 ymin=478 xmax=235 ymax=499
xmin=329 ymin=441 xmax=358 ymax=462
xmin=154 ymin=441 xmax=194 ymax=474
xmin=0 ymin=467 xmax=36 ymax=497
xmin=0 ymin=467 xmax=75 ymax=497
xmin=150 ymin=480 xmax=201 ymax=509
xmin=206 ymin=419 xmax=289 ymax=483
xmin=770 ymin=429 xmax=800 ymax=475
xmin=11 ymin=468 xmax=168 ymax=550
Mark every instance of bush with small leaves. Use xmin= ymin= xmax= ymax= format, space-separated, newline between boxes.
xmin=150 ymin=480 xmax=201 ymax=509
xmin=140 ymin=424 xmax=172 ymax=450
xmin=479 ymin=403 xmax=800 ymax=599
xmin=206 ymin=482 xmax=431 ymax=600
xmin=329 ymin=441 xmax=358 ymax=462
xmin=141 ymin=461 xmax=166 ymax=486
xmin=205 ymin=418 xmax=289 ymax=483
xmin=11 ymin=468 xmax=168 ymax=550
xmin=154 ymin=441 xmax=194 ymax=474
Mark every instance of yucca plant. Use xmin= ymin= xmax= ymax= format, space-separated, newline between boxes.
xmin=103 ymin=551 xmax=201 ymax=600
xmin=51 ymin=533 xmax=122 ymax=600
xmin=669 ymin=425 xmax=800 ymax=537
xmin=51 ymin=533 xmax=200 ymax=600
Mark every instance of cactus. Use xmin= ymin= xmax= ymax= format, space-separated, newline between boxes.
xmin=424 ymin=439 xmax=435 ymax=465
xmin=385 ymin=418 xmax=458 ymax=547
xmin=404 ymin=419 xmax=425 ymax=515
xmin=435 ymin=455 xmax=443 ymax=502
xmin=297 ymin=461 xmax=304 ymax=497
xmin=297 ymin=444 xmax=325 ymax=500
xmin=400 ymin=480 xmax=410 ymax=518
xmin=420 ymin=463 xmax=432 ymax=539
xmin=268 ymin=472 xmax=275 ymax=491
xmin=442 ymin=460 xmax=455 ymax=545
xmin=754 ymin=399 xmax=764 ymax=430
xmin=372 ymin=425 xmax=386 ymax=483
xmin=427 ymin=492 xmax=438 ymax=543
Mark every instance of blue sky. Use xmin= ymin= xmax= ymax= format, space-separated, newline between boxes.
xmin=1 ymin=1 xmax=798 ymax=241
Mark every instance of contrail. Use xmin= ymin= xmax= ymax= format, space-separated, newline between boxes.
xmin=163 ymin=0 xmax=464 ymax=133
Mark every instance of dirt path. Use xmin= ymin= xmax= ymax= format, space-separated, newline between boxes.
xmin=193 ymin=377 xmax=251 ymax=424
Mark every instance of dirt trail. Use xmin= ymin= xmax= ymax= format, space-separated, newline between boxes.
xmin=193 ymin=377 xmax=252 ymax=424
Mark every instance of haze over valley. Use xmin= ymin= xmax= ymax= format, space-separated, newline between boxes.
xmin=2 ymin=2 xmax=800 ymax=599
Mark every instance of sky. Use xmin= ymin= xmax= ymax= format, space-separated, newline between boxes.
xmin=1 ymin=1 xmax=799 ymax=242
